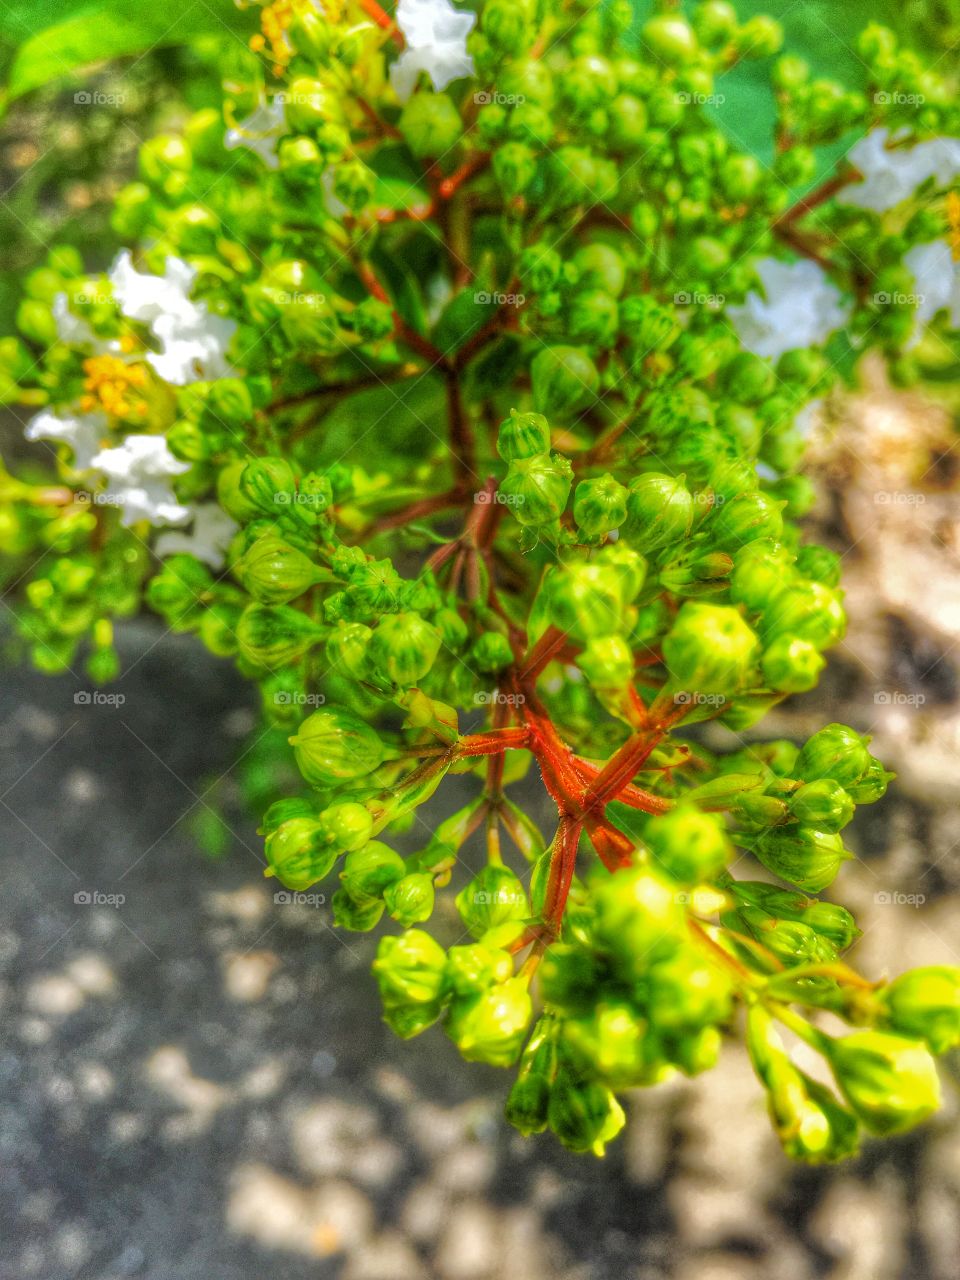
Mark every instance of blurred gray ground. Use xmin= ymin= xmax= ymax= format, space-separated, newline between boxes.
xmin=5 ymin=375 xmax=960 ymax=1280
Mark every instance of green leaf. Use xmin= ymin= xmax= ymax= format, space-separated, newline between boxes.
xmin=4 ymin=0 xmax=255 ymax=104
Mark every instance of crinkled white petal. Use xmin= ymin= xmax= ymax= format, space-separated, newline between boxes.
xmin=24 ymin=408 xmax=107 ymax=472
xmin=727 ymin=257 xmax=851 ymax=360
xmin=147 ymin=308 xmax=237 ymax=386
xmin=91 ymin=434 xmax=191 ymax=484
xmin=224 ymin=98 xmax=287 ymax=169
xmin=903 ymin=239 xmax=960 ymax=345
xmin=154 ymin=502 xmax=238 ymax=568
xmin=839 ymin=128 xmax=960 ymax=213
xmin=52 ymin=293 xmax=119 ymax=354
xmin=107 ymin=483 xmax=193 ymax=529
xmin=109 ymin=250 xmax=199 ymax=324
xmin=390 ymin=0 xmax=475 ymax=100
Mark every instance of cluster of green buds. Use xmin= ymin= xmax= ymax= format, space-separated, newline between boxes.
xmin=4 ymin=0 xmax=960 ymax=1162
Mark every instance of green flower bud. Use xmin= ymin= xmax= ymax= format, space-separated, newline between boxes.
xmin=332 ymin=888 xmax=385 ymax=932
xmin=384 ymin=872 xmax=436 ymax=925
xmin=499 ymin=57 xmax=554 ymax=107
xmin=795 ymin=544 xmax=842 ymax=588
xmin=761 ymin=636 xmax=826 ymax=694
xmin=259 ymin=797 xmax=316 ymax=835
xmin=646 ymin=950 xmax=733 ymax=1031
xmin=17 ymin=299 xmax=56 ymax=346
xmin=788 ymin=780 xmax=855 ymax=833
xmin=846 ymin=758 xmax=894 ymax=805
xmin=878 ymin=968 xmax=960 ymax=1054
xmin=694 ymin=1 xmax=738 ymax=46
xmin=199 ymin=602 xmax=242 ymax=657
xmin=470 ymin=630 xmax=513 ymax=673
xmin=278 ymin=135 xmax=323 ymax=183
xmin=646 ymin=806 xmax=732 ymax=885
xmin=505 ymin=1071 xmax=551 ymax=1135
xmin=446 ymin=977 xmax=533 ymax=1066
xmin=284 ymin=76 xmax=344 ymax=134
xmin=747 ymin=825 xmax=849 ymax=893
xmin=399 ymin=92 xmax=462 ymax=159
xmin=366 ymin=611 xmax=441 ymax=686
xmin=623 ymin=474 xmax=693 ymax=552
xmin=325 ymin=621 xmax=372 ymax=679
xmin=825 ymin=1031 xmax=940 ymax=1136
xmin=734 ymin=910 xmax=838 ymax=966
xmin=492 ymin=141 xmax=538 ymax=196
xmin=139 ymin=133 xmax=191 ymax=190
xmin=546 ymin=562 xmax=632 ymax=642
xmin=711 ymin=492 xmax=785 ymax=551
xmin=574 ymin=474 xmax=629 ymax=537
xmin=592 ymin=867 xmax=686 ymax=974
xmin=608 ymin=94 xmax=649 ymax=150
xmin=567 ymin=289 xmax=619 ymax=346
xmin=315 ymin=801 xmax=373 ymax=852
xmin=500 ymin=453 xmax=573 ymax=527
xmin=764 ymin=582 xmax=846 ymax=649
xmin=266 ymin=817 xmax=338 ymax=890
xmin=663 ymin=602 xmax=759 ymax=696
xmin=497 ymin=408 xmax=551 ymax=462
xmin=239 ymin=456 xmax=297 ymax=514
xmin=236 ymin=603 xmax=323 ymax=667
xmin=736 ymin=15 xmax=784 ymax=58
xmin=146 ymin=556 xmax=211 ymax=629
xmin=483 ymin=0 xmax=536 ymax=54
xmin=538 ymin=944 xmax=601 ymax=1013
xmin=235 ymin=532 xmax=320 ymax=605
xmin=576 ymin=634 xmax=634 ymax=688
xmin=530 ymin=346 xmax=599 ymax=420
xmin=547 ymin=1068 xmax=626 ymax=1154
xmin=445 ymin=944 xmax=514 ymax=997
xmin=795 ymin=724 xmax=873 ymax=789
xmin=455 ymin=865 xmax=529 ymax=938
xmin=374 ymin=929 xmax=447 ymax=1006
xmin=730 ymin=881 xmax=859 ymax=949
xmin=642 ymin=14 xmax=698 ymax=63
xmin=341 ymin=841 xmax=406 ymax=902
xmin=288 ymin=705 xmax=385 ymax=788
xmin=561 ymin=1002 xmax=654 ymax=1087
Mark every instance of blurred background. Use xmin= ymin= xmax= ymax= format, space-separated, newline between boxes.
xmin=3 ymin=3 xmax=960 ymax=1279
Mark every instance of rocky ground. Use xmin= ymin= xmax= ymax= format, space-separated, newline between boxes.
xmin=4 ymin=371 xmax=960 ymax=1280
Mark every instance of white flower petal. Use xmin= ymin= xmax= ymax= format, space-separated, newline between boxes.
xmin=146 ymin=309 xmax=237 ymax=385
xmin=109 ymin=250 xmax=199 ymax=324
xmin=903 ymin=239 xmax=960 ymax=345
xmin=839 ymin=128 xmax=960 ymax=213
xmin=224 ymin=98 xmax=287 ymax=169
xmin=24 ymin=408 xmax=107 ymax=472
xmin=390 ymin=0 xmax=475 ymax=100
xmin=727 ymin=257 xmax=851 ymax=360
xmin=153 ymin=502 xmax=238 ymax=568
xmin=91 ymin=434 xmax=191 ymax=483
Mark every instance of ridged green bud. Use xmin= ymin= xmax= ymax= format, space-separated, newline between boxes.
xmin=663 ymin=602 xmax=759 ymax=696
xmin=546 ymin=562 xmax=635 ymax=642
xmin=470 ymin=630 xmax=513 ymax=673
xmin=315 ymin=801 xmax=373 ymax=852
xmin=795 ymin=724 xmax=873 ymax=789
xmin=399 ymin=92 xmax=463 ymax=158
xmin=374 ymin=929 xmax=447 ymax=1006
xmin=366 ymin=611 xmax=441 ymax=686
xmin=561 ymin=1003 xmax=652 ymax=1088
xmin=825 ymin=1031 xmax=940 ymax=1136
xmin=284 ymin=76 xmax=344 ymax=134
xmin=642 ymin=14 xmax=698 ymax=63
xmin=325 ymin=621 xmax=372 ymax=679
xmin=694 ymin=1 xmax=738 ymax=46
xmin=761 ymin=635 xmax=826 ymax=693
xmin=788 ymin=780 xmax=855 ymax=833
xmin=574 ymin=474 xmax=629 ymax=537
xmin=288 ymin=705 xmax=385 ymax=787
xmin=266 ymin=817 xmax=338 ymax=890
xmin=530 ymin=346 xmax=599 ymax=420
xmin=236 ymin=603 xmax=323 ymax=666
xmin=764 ymin=582 xmax=846 ymax=649
xmin=446 ymin=978 xmax=533 ymax=1066
xmin=548 ymin=1068 xmax=626 ymax=1154
xmin=455 ymin=865 xmax=530 ymax=938
xmin=492 ymin=141 xmax=538 ymax=195
xmin=235 ymin=533 xmax=320 ymax=605
xmin=748 ymin=825 xmax=850 ymax=893
xmin=846 ymin=757 xmax=894 ymax=804
xmin=445 ymin=944 xmax=514 ymax=997
xmin=239 ymin=456 xmax=297 ymax=514
xmin=730 ymin=881 xmax=859 ymax=949
xmin=620 ymin=296 xmax=680 ymax=350
xmin=878 ymin=968 xmax=960 ymax=1054
xmin=497 ymin=408 xmax=551 ymax=462
xmin=711 ymin=492 xmax=785 ymax=551
xmin=505 ymin=1071 xmax=551 ymax=1135
xmin=500 ymin=453 xmax=573 ymax=526
xmin=340 ymin=841 xmax=405 ymax=903
xmin=647 ymin=951 xmax=733 ymax=1031
xmin=576 ymin=635 xmax=634 ymax=688
xmin=592 ymin=867 xmax=686 ymax=974
xmin=384 ymin=872 xmax=436 ymax=926
xmin=259 ymin=797 xmax=316 ymax=835
xmin=623 ymin=474 xmax=693 ymax=552
xmin=567 ymin=290 xmax=619 ymax=346
xmin=646 ymin=806 xmax=732 ymax=885
xmin=331 ymin=888 xmax=384 ymax=932
xmin=538 ymin=944 xmax=601 ymax=1013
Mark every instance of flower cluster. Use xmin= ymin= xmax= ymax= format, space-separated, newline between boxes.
xmin=3 ymin=0 xmax=960 ymax=1158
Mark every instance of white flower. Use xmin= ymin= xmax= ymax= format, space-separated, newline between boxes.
xmin=224 ymin=98 xmax=287 ymax=169
xmin=154 ymin=502 xmax=238 ymax=568
xmin=903 ymin=239 xmax=960 ymax=345
xmin=24 ymin=408 xmax=107 ymax=472
xmin=838 ymin=128 xmax=960 ymax=213
xmin=390 ymin=0 xmax=476 ymax=102
xmin=90 ymin=434 xmax=191 ymax=528
xmin=52 ymin=293 xmax=118 ymax=353
xmin=108 ymin=250 xmax=237 ymax=386
xmin=147 ymin=309 xmax=237 ymax=386
xmin=109 ymin=250 xmax=198 ymax=324
xmin=727 ymin=258 xmax=851 ymax=360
